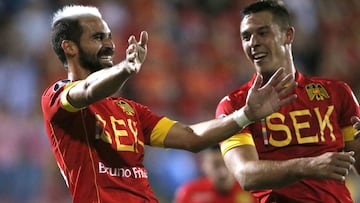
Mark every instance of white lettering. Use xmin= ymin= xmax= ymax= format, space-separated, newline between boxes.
xmin=98 ymin=162 xmax=148 ymax=178
xmin=132 ymin=167 xmax=148 ymax=178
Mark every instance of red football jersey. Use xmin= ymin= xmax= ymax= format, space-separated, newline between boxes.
xmin=174 ymin=177 xmax=256 ymax=203
xmin=216 ymin=71 xmax=360 ymax=203
xmin=41 ymin=80 xmax=176 ymax=203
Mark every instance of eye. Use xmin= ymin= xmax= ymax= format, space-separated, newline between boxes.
xmin=258 ymin=28 xmax=270 ymax=37
xmin=93 ymin=33 xmax=104 ymax=40
xmin=259 ymin=31 xmax=268 ymax=36
xmin=241 ymin=33 xmax=251 ymax=41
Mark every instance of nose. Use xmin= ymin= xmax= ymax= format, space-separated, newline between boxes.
xmin=103 ymin=37 xmax=115 ymax=49
xmin=249 ymin=34 xmax=259 ymax=47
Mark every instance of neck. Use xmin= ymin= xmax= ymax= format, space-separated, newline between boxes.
xmin=67 ymin=64 xmax=91 ymax=81
xmin=262 ymin=49 xmax=296 ymax=82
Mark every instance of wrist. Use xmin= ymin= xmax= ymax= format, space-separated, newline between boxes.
xmin=231 ymin=107 xmax=254 ymax=128
xmin=118 ymin=61 xmax=136 ymax=75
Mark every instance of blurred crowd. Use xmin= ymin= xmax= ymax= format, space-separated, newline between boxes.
xmin=0 ymin=0 xmax=359 ymax=202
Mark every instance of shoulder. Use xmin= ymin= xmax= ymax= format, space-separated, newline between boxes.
xmin=42 ymin=79 xmax=71 ymax=96
xmin=216 ymin=82 xmax=251 ymax=116
xmin=301 ymin=73 xmax=349 ymax=88
xmin=298 ymin=72 xmax=354 ymax=95
xmin=53 ymin=79 xmax=72 ymax=92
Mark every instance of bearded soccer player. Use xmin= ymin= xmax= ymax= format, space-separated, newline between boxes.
xmin=41 ymin=4 xmax=297 ymax=203
xmin=216 ymin=1 xmax=360 ymax=203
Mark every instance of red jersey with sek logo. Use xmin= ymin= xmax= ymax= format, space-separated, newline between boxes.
xmin=41 ymin=80 xmax=176 ymax=203
xmin=216 ymin=71 xmax=360 ymax=203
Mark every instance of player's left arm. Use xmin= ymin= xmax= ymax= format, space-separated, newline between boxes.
xmin=339 ymin=81 xmax=360 ymax=174
xmin=345 ymin=116 xmax=360 ymax=174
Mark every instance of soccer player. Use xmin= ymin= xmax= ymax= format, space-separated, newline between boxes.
xmin=174 ymin=145 xmax=256 ymax=203
xmin=41 ymin=5 xmax=297 ymax=203
xmin=216 ymin=1 xmax=360 ymax=203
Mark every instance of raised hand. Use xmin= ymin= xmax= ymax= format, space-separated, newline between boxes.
xmin=126 ymin=31 xmax=148 ymax=73
xmin=244 ymin=68 xmax=297 ymax=121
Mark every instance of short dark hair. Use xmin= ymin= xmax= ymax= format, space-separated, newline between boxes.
xmin=51 ymin=18 xmax=82 ymax=67
xmin=241 ymin=0 xmax=291 ymax=31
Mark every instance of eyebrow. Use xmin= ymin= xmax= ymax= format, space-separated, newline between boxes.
xmin=91 ymin=31 xmax=112 ymax=38
xmin=241 ymin=25 xmax=270 ymax=35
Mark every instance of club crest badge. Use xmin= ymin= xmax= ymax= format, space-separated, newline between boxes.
xmin=117 ymin=100 xmax=135 ymax=116
xmin=305 ymin=83 xmax=329 ymax=101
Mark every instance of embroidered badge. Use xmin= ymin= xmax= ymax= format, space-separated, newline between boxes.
xmin=117 ymin=100 xmax=135 ymax=116
xmin=305 ymin=83 xmax=329 ymax=101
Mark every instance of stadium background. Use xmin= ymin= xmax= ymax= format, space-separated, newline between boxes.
xmin=0 ymin=0 xmax=359 ymax=202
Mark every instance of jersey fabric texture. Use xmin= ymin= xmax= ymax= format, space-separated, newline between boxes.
xmin=216 ymin=71 xmax=360 ymax=203
xmin=174 ymin=177 xmax=256 ymax=203
xmin=41 ymin=80 xmax=176 ymax=203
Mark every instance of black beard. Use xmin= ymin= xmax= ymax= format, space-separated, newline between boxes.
xmin=78 ymin=48 xmax=103 ymax=72
xmin=78 ymin=47 xmax=114 ymax=72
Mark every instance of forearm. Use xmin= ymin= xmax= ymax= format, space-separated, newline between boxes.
xmin=86 ymin=60 xmax=133 ymax=96
xmin=227 ymin=150 xmax=354 ymax=190
xmin=69 ymin=60 xmax=133 ymax=107
xmin=188 ymin=117 xmax=242 ymax=151
xmin=235 ymin=158 xmax=306 ymax=190
xmin=165 ymin=108 xmax=251 ymax=152
xmin=189 ymin=108 xmax=253 ymax=152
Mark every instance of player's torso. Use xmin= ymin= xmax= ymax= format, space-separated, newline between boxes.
xmin=228 ymin=74 xmax=348 ymax=160
xmin=225 ymin=74 xmax=355 ymax=202
xmin=89 ymin=97 xmax=147 ymax=165
xmin=53 ymin=97 xmax=157 ymax=202
xmin=254 ymin=83 xmax=344 ymax=160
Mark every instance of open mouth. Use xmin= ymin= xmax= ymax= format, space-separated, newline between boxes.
xmin=252 ymin=52 xmax=267 ymax=62
xmin=100 ymin=55 xmax=113 ymax=60
xmin=98 ymin=48 xmax=115 ymax=63
xmin=99 ymin=55 xmax=114 ymax=66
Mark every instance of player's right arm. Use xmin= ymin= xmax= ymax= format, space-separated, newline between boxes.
xmin=223 ymin=142 xmax=355 ymax=191
xmin=66 ymin=31 xmax=148 ymax=109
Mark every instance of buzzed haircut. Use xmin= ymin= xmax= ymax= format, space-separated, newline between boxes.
xmin=241 ymin=0 xmax=291 ymax=31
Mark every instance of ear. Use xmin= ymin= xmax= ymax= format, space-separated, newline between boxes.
xmin=285 ymin=26 xmax=295 ymax=44
xmin=61 ymin=40 xmax=78 ymax=56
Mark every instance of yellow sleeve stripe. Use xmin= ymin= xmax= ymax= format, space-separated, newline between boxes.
xmin=220 ymin=133 xmax=255 ymax=156
xmin=150 ymin=117 xmax=177 ymax=147
xmin=60 ymin=81 xmax=83 ymax=112
xmin=342 ymin=125 xmax=356 ymax=142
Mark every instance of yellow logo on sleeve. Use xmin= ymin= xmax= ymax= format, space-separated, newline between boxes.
xmin=305 ymin=83 xmax=329 ymax=101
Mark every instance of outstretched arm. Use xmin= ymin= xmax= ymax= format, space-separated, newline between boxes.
xmin=164 ymin=68 xmax=297 ymax=152
xmin=67 ymin=31 xmax=148 ymax=108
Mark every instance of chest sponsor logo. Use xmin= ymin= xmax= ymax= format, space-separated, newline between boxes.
xmin=263 ymin=105 xmax=336 ymax=147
